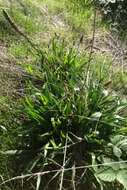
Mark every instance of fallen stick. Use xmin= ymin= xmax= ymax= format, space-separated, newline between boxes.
xmin=2 ymin=9 xmax=42 ymax=54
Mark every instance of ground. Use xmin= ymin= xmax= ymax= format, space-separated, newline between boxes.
xmin=0 ymin=1 xmax=127 ymax=189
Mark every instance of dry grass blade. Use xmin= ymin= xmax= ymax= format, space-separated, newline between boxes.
xmin=1 ymin=160 xmax=127 ymax=187
xmin=36 ymin=174 xmax=41 ymax=190
xmin=59 ymin=133 xmax=68 ymax=190
xmin=72 ymin=163 xmax=76 ymax=190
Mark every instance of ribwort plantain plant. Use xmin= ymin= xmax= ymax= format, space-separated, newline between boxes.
xmin=16 ymin=38 xmax=127 ymax=190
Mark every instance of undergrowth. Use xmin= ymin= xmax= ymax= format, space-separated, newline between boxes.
xmin=0 ymin=1 xmax=127 ymax=190
xmin=2 ymin=39 xmax=126 ymax=190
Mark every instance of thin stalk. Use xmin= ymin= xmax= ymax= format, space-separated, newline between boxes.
xmin=59 ymin=133 xmax=68 ymax=190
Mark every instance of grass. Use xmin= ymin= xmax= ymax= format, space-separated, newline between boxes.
xmin=112 ymin=71 xmax=127 ymax=96
xmin=0 ymin=0 xmax=127 ymax=190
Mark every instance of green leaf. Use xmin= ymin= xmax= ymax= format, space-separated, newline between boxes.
xmin=111 ymin=135 xmax=125 ymax=145
xmin=119 ymin=163 xmax=127 ymax=169
xmin=120 ymin=141 xmax=127 ymax=152
xmin=0 ymin=150 xmax=18 ymax=155
xmin=50 ymin=139 xmax=58 ymax=149
xmin=60 ymin=131 xmax=66 ymax=138
xmin=39 ymin=132 xmax=50 ymax=138
xmin=51 ymin=117 xmax=56 ymax=128
xmin=39 ymin=94 xmax=48 ymax=105
xmin=44 ymin=143 xmax=50 ymax=158
xmin=113 ymin=146 xmax=122 ymax=158
xmin=96 ymin=167 xmax=116 ymax=182
xmin=102 ymin=157 xmax=120 ymax=171
xmin=0 ymin=125 xmax=7 ymax=132
xmin=117 ymin=170 xmax=127 ymax=189
xmin=91 ymin=112 xmax=102 ymax=120
xmin=92 ymin=153 xmax=98 ymax=172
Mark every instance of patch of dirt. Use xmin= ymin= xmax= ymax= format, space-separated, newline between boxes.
xmin=77 ymin=30 xmax=127 ymax=70
xmin=0 ymin=42 xmax=24 ymax=98
xmin=93 ymin=31 xmax=127 ymax=68
xmin=52 ymin=14 xmax=67 ymax=29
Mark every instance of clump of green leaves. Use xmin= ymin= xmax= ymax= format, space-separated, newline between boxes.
xmin=16 ymin=39 xmax=127 ymax=189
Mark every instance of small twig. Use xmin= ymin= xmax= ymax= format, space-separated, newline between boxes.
xmin=88 ymin=8 xmax=97 ymax=62
xmin=72 ymin=163 xmax=76 ymax=190
xmin=83 ymin=8 xmax=97 ymax=88
xmin=59 ymin=133 xmax=68 ymax=190
xmin=1 ymin=160 xmax=127 ymax=186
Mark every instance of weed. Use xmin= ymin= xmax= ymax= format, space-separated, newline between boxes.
xmin=14 ymin=39 xmax=127 ymax=190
